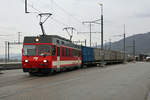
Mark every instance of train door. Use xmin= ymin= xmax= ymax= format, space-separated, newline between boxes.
xmin=57 ymin=47 xmax=60 ymax=68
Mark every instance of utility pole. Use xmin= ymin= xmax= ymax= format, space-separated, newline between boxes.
xmin=96 ymin=42 xmax=98 ymax=48
xmin=100 ymin=4 xmax=104 ymax=50
xmin=5 ymin=41 xmax=8 ymax=63
xmin=63 ymin=27 xmax=76 ymax=41
xmin=90 ymin=23 xmax=92 ymax=47
xmin=8 ymin=42 xmax=10 ymax=62
xmin=99 ymin=3 xmax=105 ymax=67
xmin=85 ymin=39 xmax=87 ymax=46
xmin=133 ymin=38 xmax=136 ymax=62
xmin=82 ymin=21 xmax=93 ymax=47
xmin=123 ymin=24 xmax=126 ymax=63
xmin=109 ymin=38 xmax=111 ymax=50
xmin=81 ymin=20 xmax=101 ymax=47
xmin=18 ymin=32 xmax=21 ymax=43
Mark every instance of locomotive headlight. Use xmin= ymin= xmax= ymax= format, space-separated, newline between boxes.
xmin=43 ymin=60 xmax=47 ymax=63
xmin=35 ymin=38 xmax=39 ymax=42
xmin=24 ymin=60 xmax=28 ymax=63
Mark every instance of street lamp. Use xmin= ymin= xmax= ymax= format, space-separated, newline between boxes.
xmin=99 ymin=3 xmax=103 ymax=50
xmin=99 ymin=3 xmax=105 ymax=67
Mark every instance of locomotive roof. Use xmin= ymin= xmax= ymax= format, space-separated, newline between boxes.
xmin=24 ymin=35 xmax=71 ymax=43
xmin=24 ymin=35 xmax=81 ymax=49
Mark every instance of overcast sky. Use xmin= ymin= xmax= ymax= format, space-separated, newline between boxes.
xmin=0 ymin=0 xmax=150 ymax=55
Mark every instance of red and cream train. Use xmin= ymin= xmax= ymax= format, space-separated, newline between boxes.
xmin=22 ymin=35 xmax=125 ymax=75
xmin=22 ymin=35 xmax=82 ymax=75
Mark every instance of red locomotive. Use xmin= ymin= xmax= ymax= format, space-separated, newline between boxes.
xmin=22 ymin=35 xmax=82 ymax=75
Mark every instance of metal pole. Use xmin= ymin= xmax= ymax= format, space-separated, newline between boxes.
xmin=18 ymin=32 xmax=21 ymax=43
xmin=39 ymin=22 xmax=46 ymax=36
xmin=90 ymin=23 xmax=92 ymax=47
xmin=71 ymin=27 xmax=73 ymax=41
xmin=100 ymin=3 xmax=104 ymax=66
xmin=133 ymin=39 xmax=135 ymax=61
xmin=96 ymin=42 xmax=97 ymax=48
xmin=109 ymin=38 xmax=111 ymax=50
xmin=85 ymin=39 xmax=87 ymax=46
xmin=63 ymin=27 xmax=76 ymax=41
xmin=8 ymin=42 xmax=10 ymax=62
xmin=25 ymin=0 xmax=29 ymax=13
xmin=123 ymin=24 xmax=126 ymax=62
xmin=5 ymin=41 xmax=7 ymax=63
xmin=101 ymin=5 xmax=103 ymax=50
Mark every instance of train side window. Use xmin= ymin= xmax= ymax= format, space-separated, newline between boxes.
xmin=72 ymin=49 xmax=74 ymax=57
xmin=70 ymin=49 xmax=72 ymax=57
xmin=74 ymin=50 xmax=76 ymax=56
xmin=64 ymin=47 xmax=65 ymax=56
xmin=68 ymin=48 xmax=70 ymax=57
xmin=74 ymin=50 xmax=75 ymax=56
xmin=72 ymin=49 xmax=73 ymax=57
xmin=65 ymin=48 xmax=67 ymax=56
xmin=71 ymin=49 xmax=72 ymax=57
xmin=79 ymin=51 xmax=80 ymax=57
xmin=79 ymin=51 xmax=81 ymax=57
xmin=56 ymin=40 xmax=60 ymax=44
xmin=75 ymin=50 xmax=77 ymax=56
xmin=57 ymin=47 xmax=60 ymax=56
xmin=52 ymin=45 xmax=56 ymax=56
xmin=62 ymin=47 xmax=65 ymax=56
xmin=73 ymin=50 xmax=74 ymax=56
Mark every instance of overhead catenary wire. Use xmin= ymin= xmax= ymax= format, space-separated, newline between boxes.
xmin=52 ymin=1 xmax=82 ymax=24
xmin=51 ymin=18 xmax=86 ymax=40
xmin=51 ymin=0 xmax=93 ymax=32
xmin=22 ymin=0 xmax=93 ymax=43
xmin=24 ymin=0 xmax=91 ymax=32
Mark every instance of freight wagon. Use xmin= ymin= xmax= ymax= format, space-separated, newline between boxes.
xmin=81 ymin=46 xmax=124 ymax=66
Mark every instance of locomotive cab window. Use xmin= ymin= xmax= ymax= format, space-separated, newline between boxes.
xmin=37 ymin=45 xmax=51 ymax=56
xmin=23 ymin=45 xmax=36 ymax=56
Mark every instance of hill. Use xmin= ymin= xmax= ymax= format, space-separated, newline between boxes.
xmin=110 ymin=32 xmax=150 ymax=55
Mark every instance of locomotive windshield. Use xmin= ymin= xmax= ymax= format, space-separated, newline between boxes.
xmin=23 ymin=45 xmax=51 ymax=56
xmin=23 ymin=45 xmax=36 ymax=56
xmin=37 ymin=45 xmax=51 ymax=56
